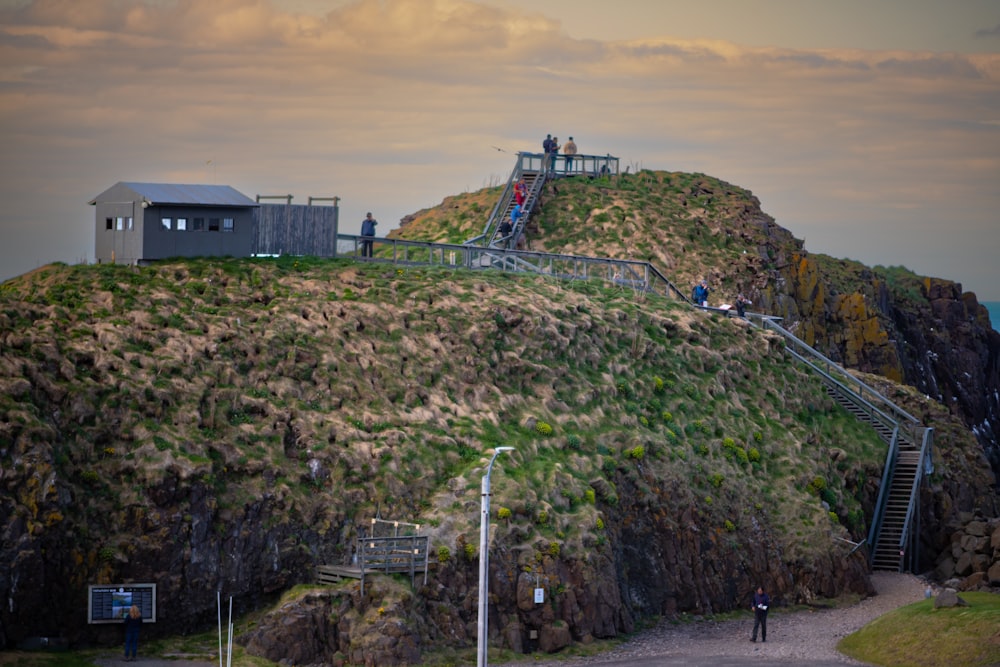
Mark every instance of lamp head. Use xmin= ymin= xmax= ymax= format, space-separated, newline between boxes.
xmin=496 ymin=447 xmax=514 ymax=453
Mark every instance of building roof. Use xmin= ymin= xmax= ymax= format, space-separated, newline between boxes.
xmin=90 ymin=182 xmax=257 ymax=207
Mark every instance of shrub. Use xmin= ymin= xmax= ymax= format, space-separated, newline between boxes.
xmin=710 ymin=473 xmax=725 ymax=488
xmin=536 ymin=510 xmax=549 ymax=525
xmin=748 ymin=447 xmax=761 ymax=463
xmin=463 ymin=543 xmax=477 ymax=561
xmin=497 ymin=507 xmax=512 ymax=520
xmin=653 ymin=376 xmax=665 ymax=393
xmin=753 ymin=431 xmax=763 ymax=443
xmin=626 ymin=445 xmax=645 ymax=460
xmin=584 ymin=489 xmax=596 ymax=505
xmin=807 ymin=476 xmax=827 ymax=495
xmin=548 ymin=542 xmax=561 ymax=557
xmin=437 ymin=546 xmax=451 ymax=563
xmin=662 ymin=411 xmax=674 ymax=423
xmin=595 ymin=517 xmax=605 ymax=530
xmin=724 ymin=519 xmax=736 ymax=532
xmin=566 ymin=434 xmax=582 ymax=450
xmin=535 ymin=421 xmax=553 ymax=436
xmin=639 ymin=415 xmax=649 ymax=427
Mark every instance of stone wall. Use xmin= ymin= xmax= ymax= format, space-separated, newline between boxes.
xmin=933 ymin=514 xmax=1000 ymax=591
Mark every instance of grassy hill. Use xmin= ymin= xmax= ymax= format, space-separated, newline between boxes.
xmin=0 ymin=170 xmax=996 ymax=665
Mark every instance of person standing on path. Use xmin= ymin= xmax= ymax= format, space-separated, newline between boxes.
xmin=360 ymin=212 xmax=377 ymax=258
xmin=751 ymin=586 xmax=770 ymax=643
xmin=123 ymin=605 xmax=143 ymax=661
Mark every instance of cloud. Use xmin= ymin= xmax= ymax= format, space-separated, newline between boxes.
xmin=0 ymin=0 xmax=999 ymax=297
xmin=974 ymin=23 xmax=1000 ymax=39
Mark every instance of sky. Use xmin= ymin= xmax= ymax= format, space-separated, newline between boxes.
xmin=1 ymin=0 xmax=998 ymax=299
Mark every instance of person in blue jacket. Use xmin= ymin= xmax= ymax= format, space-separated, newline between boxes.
xmin=360 ymin=212 xmax=377 ymax=258
xmin=693 ymin=279 xmax=710 ymax=307
xmin=751 ymin=586 xmax=770 ymax=642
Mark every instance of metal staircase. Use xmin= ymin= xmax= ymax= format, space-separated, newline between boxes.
xmin=750 ymin=317 xmax=934 ymax=572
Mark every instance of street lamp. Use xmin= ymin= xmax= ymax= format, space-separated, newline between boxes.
xmin=477 ymin=446 xmax=515 ymax=667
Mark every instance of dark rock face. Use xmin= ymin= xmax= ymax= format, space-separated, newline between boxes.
xmin=890 ymin=279 xmax=1000 ymax=475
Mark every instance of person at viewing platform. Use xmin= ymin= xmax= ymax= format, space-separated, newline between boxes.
xmin=542 ymin=133 xmax=554 ymax=172
xmin=551 ymin=137 xmax=561 ymax=173
xmin=563 ymin=136 xmax=577 ymax=173
xmin=515 ymin=176 xmax=527 ymax=206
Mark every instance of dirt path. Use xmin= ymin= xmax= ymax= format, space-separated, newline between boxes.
xmin=92 ymin=573 xmax=927 ymax=667
xmin=498 ymin=572 xmax=929 ymax=666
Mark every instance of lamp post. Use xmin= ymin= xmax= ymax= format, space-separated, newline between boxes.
xmin=477 ymin=446 xmax=514 ymax=667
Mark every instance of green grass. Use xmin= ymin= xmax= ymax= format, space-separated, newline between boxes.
xmin=838 ymin=592 xmax=1000 ymax=667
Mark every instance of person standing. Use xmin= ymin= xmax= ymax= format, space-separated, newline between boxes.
xmin=123 ymin=605 xmax=143 ymax=661
xmin=360 ymin=212 xmax=377 ymax=258
xmin=750 ymin=586 xmax=770 ymax=643
xmin=563 ymin=136 xmax=577 ymax=173
xmin=693 ymin=280 xmax=710 ymax=307
xmin=550 ymin=137 xmax=561 ymax=173
xmin=542 ymin=134 xmax=553 ymax=172
xmin=735 ymin=293 xmax=752 ymax=318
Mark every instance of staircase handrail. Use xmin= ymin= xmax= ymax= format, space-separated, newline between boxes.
xmin=755 ymin=316 xmax=920 ymax=428
xmin=896 ymin=427 xmax=934 ymax=570
xmin=778 ymin=343 xmax=902 ymax=443
xmin=467 ymin=166 xmax=521 ymax=247
xmin=867 ymin=427 xmax=900 ymax=554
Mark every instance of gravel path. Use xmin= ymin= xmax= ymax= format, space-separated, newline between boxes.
xmin=92 ymin=573 xmax=927 ymax=667
xmin=498 ymin=572 xmax=929 ymax=666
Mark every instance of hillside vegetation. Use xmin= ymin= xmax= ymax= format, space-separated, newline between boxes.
xmin=1 ymin=169 xmax=997 ymax=665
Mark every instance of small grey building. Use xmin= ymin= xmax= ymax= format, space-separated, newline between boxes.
xmin=90 ymin=182 xmax=258 ymax=265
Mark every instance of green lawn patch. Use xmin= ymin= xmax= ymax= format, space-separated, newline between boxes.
xmin=838 ymin=592 xmax=1000 ymax=667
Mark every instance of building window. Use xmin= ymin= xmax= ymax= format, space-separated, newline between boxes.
xmin=222 ymin=218 xmax=234 ymax=232
xmin=106 ymin=217 xmax=113 ymax=230
xmin=161 ymin=217 xmax=172 ymax=231
xmin=116 ymin=217 xmax=124 ymax=230
xmin=176 ymin=218 xmax=188 ymax=231
xmin=127 ymin=217 xmax=133 ymax=230
xmin=209 ymin=218 xmax=220 ymax=231
xmin=193 ymin=218 xmax=204 ymax=231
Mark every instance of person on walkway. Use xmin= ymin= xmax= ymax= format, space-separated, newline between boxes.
xmin=693 ymin=280 xmax=710 ymax=307
xmin=550 ymin=137 xmax=561 ymax=173
xmin=360 ymin=212 xmax=377 ymax=258
xmin=498 ymin=217 xmax=513 ymax=249
xmin=515 ymin=177 xmax=527 ymax=206
xmin=510 ymin=203 xmax=523 ymax=229
xmin=563 ymin=136 xmax=577 ymax=173
xmin=123 ymin=604 xmax=143 ymax=661
xmin=735 ymin=293 xmax=752 ymax=318
xmin=751 ymin=586 xmax=770 ymax=643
